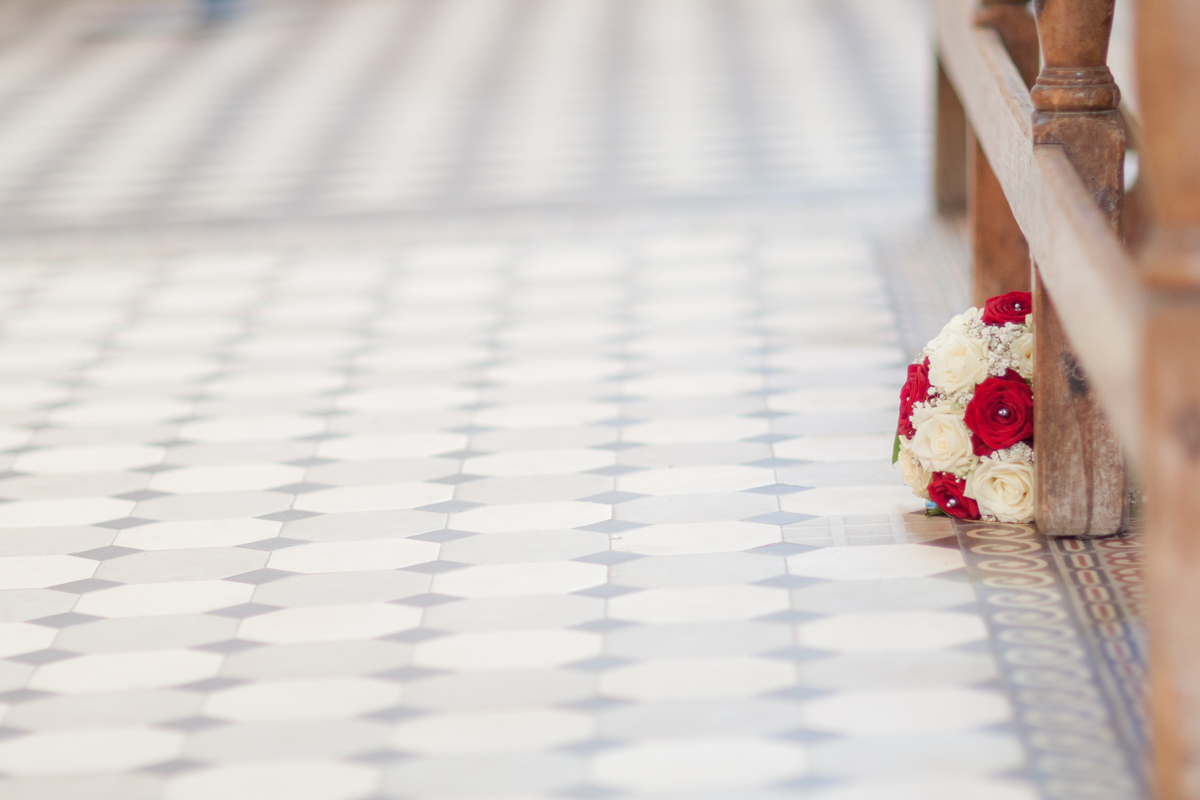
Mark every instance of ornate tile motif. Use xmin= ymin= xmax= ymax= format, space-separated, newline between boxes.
xmin=956 ymin=522 xmax=1147 ymax=800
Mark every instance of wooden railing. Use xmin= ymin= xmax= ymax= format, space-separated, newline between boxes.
xmin=934 ymin=0 xmax=1200 ymax=795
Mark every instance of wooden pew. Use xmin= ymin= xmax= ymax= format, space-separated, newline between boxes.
xmin=934 ymin=0 xmax=1200 ymax=793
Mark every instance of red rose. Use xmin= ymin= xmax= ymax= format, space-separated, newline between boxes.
xmin=927 ymin=472 xmax=980 ymax=519
xmin=982 ymin=291 xmax=1032 ymax=326
xmin=897 ymin=359 xmax=930 ymax=438
xmin=964 ymin=370 xmax=1033 ymax=455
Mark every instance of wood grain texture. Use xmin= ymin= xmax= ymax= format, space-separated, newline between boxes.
xmin=976 ymin=0 xmax=1040 ymax=89
xmin=1028 ymin=0 xmax=1128 ymax=538
xmin=969 ymin=130 xmax=1031 ymax=306
xmin=1032 ymin=269 xmax=1126 ymax=536
xmin=935 ymin=58 xmax=969 ymax=216
xmin=1135 ymin=0 xmax=1200 ymax=794
xmin=1143 ymin=302 xmax=1200 ymax=800
xmin=935 ymin=1 xmax=1145 ymax=455
xmin=969 ymin=0 xmax=1036 ymax=307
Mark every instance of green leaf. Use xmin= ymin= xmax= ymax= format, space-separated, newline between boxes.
xmin=926 ymin=505 xmax=947 ymax=517
xmin=891 ymin=433 xmax=901 ymax=465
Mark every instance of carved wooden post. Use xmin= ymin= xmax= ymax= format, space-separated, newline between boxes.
xmin=969 ymin=0 xmax=1038 ymax=306
xmin=1135 ymin=0 xmax=1200 ymax=794
xmin=1030 ymin=0 xmax=1127 ymax=537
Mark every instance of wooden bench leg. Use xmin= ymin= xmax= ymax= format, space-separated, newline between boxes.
xmin=935 ymin=57 xmax=967 ymax=216
xmin=1032 ymin=269 xmax=1127 ymax=536
xmin=968 ymin=0 xmax=1037 ymax=306
xmin=1030 ymin=0 xmax=1128 ymax=537
xmin=968 ymin=130 xmax=1031 ymax=306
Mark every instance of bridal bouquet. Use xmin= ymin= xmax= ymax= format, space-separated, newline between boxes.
xmin=894 ymin=291 xmax=1036 ymax=523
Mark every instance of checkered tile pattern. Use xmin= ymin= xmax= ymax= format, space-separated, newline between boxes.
xmin=0 ymin=0 xmax=929 ymax=232
xmin=0 ymin=0 xmax=1054 ymax=797
xmin=0 ymin=235 xmax=1036 ymax=799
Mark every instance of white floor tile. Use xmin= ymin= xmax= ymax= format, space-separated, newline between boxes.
xmin=165 ymin=761 xmax=379 ymax=800
xmin=797 ymin=611 xmax=987 ymax=653
xmin=0 ymin=728 xmax=184 ymax=776
xmin=593 ymin=738 xmax=805 ymax=791
xmin=787 ymin=544 xmax=964 ymax=581
xmin=803 ymin=688 xmax=1013 ymax=736
xmin=390 ymin=709 xmax=593 ymax=755
xmin=612 ymin=520 xmax=780 ymax=555
xmin=75 ymin=580 xmax=254 ymax=618
xmin=238 ymin=603 xmax=422 ymax=644
xmin=204 ymin=678 xmax=400 ymax=721
xmin=29 ymin=650 xmax=223 ymax=694
xmin=432 ymin=561 xmax=607 ymax=598
xmin=609 ymin=585 xmax=789 ymax=624
xmin=599 ymin=657 xmax=796 ymax=701
xmin=413 ymin=630 xmax=602 ymax=671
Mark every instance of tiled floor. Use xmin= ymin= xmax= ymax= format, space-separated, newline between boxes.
xmin=0 ymin=1 xmax=1147 ymax=799
xmin=0 ymin=231 xmax=1052 ymax=800
xmin=0 ymin=0 xmax=927 ymax=233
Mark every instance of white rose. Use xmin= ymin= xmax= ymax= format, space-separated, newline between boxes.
xmin=896 ymin=440 xmax=931 ymax=499
xmin=1012 ymin=328 xmax=1034 ymax=382
xmin=922 ymin=308 xmax=982 ymax=358
xmin=927 ymin=328 xmax=989 ymax=394
xmin=966 ymin=455 xmax=1035 ymax=523
xmin=909 ymin=404 xmax=976 ymax=476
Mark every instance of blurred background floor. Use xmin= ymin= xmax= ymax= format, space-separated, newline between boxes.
xmin=0 ymin=0 xmax=928 ymax=232
xmin=0 ymin=1 xmax=1146 ymax=799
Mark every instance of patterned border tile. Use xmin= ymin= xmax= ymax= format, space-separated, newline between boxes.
xmin=955 ymin=522 xmax=1147 ymax=800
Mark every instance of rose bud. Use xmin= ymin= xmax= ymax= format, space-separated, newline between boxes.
xmin=964 ymin=370 xmax=1034 ymax=455
xmin=927 ymin=472 xmax=980 ymax=520
xmin=897 ymin=359 xmax=931 ymax=438
xmin=982 ymin=291 xmax=1033 ymax=326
